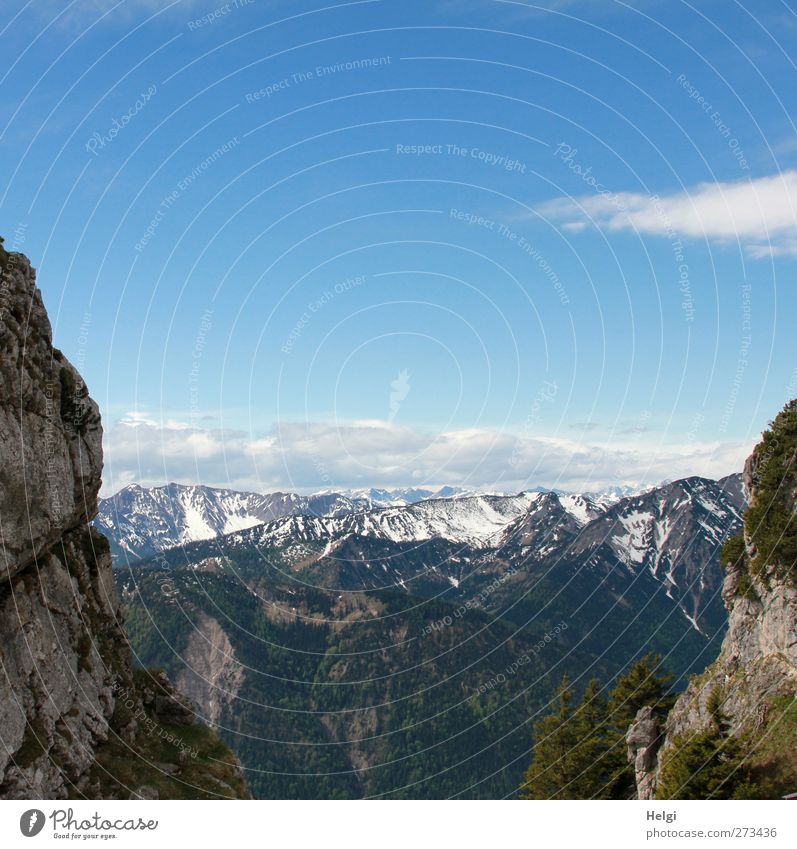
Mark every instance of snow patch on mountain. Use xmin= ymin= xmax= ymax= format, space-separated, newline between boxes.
xmin=245 ymin=492 xmax=540 ymax=549
xmin=558 ymin=493 xmax=604 ymax=526
xmin=614 ymin=510 xmax=654 ymax=565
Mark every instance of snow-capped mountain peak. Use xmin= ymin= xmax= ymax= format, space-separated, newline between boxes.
xmin=95 ymin=483 xmax=370 ymax=561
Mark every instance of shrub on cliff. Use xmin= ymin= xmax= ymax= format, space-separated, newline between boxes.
xmin=744 ymin=400 xmax=797 ymax=582
xmin=720 ymin=400 xmax=797 ymax=586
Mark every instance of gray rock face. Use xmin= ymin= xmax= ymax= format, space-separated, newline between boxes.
xmin=0 ymin=249 xmax=249 ymax=799
xmin=658 ymin=568 xmax=797 ymax=751
xmin=630 ymin=428 xmax=797 ymax=797
xmin=0 ymin=249 xmax=118 ymax=797
xmin=0 ymin=527 xmax=124 ymax=797
xmin=0 ymin=251 xmax=102 ymax=584
xmin=176 ymin=612 xmax=245 ymax=728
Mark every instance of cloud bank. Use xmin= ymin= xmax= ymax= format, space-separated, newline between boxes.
xmin=101 ymin=412 xmax=752 ymax=497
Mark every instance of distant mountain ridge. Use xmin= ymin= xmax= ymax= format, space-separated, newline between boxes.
xmin=98 ymin=480 xmax=660 ymax=563
xmin=96 ymin=482 xmax=373 ymax=561
xmin=215 ymin=489 xmax=610 ymax=553
xmin=563 ymin=474 xmax=745 ymax=632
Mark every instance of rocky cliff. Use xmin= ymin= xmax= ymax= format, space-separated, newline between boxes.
xmin=0 ymin=242 xmax=249 ymax=799
xmin=629 ymin=400 xmax=797 ymax=799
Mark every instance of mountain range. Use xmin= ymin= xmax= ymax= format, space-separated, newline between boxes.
xmin=97 ymin=481 xmax=656 ymax=564
xmin=114 ymin=471 xmax=745 ymax=798
xmin=2 ymin=245 xmax=788 ymax=803
xmin=105 ymin=476 xmax=743 ymax=633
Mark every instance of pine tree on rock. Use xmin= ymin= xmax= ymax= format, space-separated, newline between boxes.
xmin=604 ymin=653 xmax=676 ymax=798
xmin=607 ymin=653 xmax=675 ymax=731
xmin=522 ymin=656 xmax=677 ymax=799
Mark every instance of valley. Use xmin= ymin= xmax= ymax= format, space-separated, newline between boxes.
xmin=113 ymin=475 xmax=744 ymax=798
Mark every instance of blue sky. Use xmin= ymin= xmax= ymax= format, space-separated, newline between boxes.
xmin=3 ymin=0 xmax=797 ymax=495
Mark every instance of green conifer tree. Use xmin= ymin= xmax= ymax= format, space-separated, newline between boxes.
xmin=521 ymin=677 xmax=580 ymax=799
xmin=522 ymin=678 xmax=618 ymax=799
xmin=522 ymin=656 xmax=677 ymax=799
xmin=607 ymin=653 xmax=675 ymax=730
xmin=739 ymin=400 xmax=797 ymax=582
xmin=565 ymin=679 xmax=617 ymax=799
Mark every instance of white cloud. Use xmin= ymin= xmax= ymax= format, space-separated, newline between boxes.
xmin=539 ymin=170 xmax=797 ymax=258
xmin=101 ymin=412 xmax=752 ymax=497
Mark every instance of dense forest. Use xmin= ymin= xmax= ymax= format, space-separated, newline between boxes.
xmin=118 ymin=520 xmax=720 ymax=798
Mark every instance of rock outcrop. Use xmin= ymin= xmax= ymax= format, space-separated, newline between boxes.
xmin=626 ymin=705 xmax=661 ymax=801
xmin=0 ymin=243 xmax=249 ymax=799
xmin=176 ymin=612 xmax=245 ymax=728
xmin=630 ymin=401 xmax=797 ymax=798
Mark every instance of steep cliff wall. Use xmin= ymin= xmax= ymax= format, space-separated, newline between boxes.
xmin=629 ymin=401 xmax=797 ymax=799
xmin=0 ymin=243 xmax=249 ymax=799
